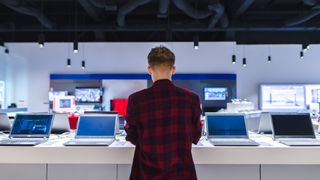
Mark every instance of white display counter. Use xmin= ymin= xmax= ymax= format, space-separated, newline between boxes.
xmin=0 ymin=134 xmax=319 ymax=180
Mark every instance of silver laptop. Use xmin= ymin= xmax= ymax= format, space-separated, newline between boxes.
xmin=206 ymin=113 xmax=259 ymax=146
xmin=0 ymin=113 xmax=11 ymax=132
xmin=51 ymin=113 xmax=70 ymax=134
xmin=64 ymin=114 xmax=117 ymax=146
xmin=271 ymin=113 xmax=320 ymax=146
xmin=0 ymin=113 xmax=54 ymax=146
xmin=257 ymin=112 xmax=273 ymax=134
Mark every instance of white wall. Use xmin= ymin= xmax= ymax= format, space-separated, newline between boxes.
xmin=4 ymin=42 xmax=320 ymax=112
xmin=102 ymin=80 xmax=147 ymax=111
xmin=0 ymin=47 xmax=6 ymax=81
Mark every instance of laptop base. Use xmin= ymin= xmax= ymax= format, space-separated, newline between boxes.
xmin=279 ymin=139 xmax=320 ymax=146
xmin=64 ymin=140 xmax=114 ymax=146
xmin=0 ymin=139 xmax=46 ymax=146
xmin=209 ymin=139 xmax=259 ymax=146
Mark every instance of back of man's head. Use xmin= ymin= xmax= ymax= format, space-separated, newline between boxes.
xmin=147 ymin=46 xmax=175 ymax=68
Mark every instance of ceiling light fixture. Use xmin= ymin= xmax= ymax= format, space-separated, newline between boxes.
xmin=73 ymin=40 xmax=78 ymax=53
xmin=242 ymin=58 xmax=247 ymax=67
xmin=267 ymin=56 xmax=271 ymax=63
xmin=232 ymin=43 xmax=236 ymax=64
xmin=300 ymin=51 xmax=304 ymax=59
xmin=38 ymin=33 xmax=45 ymax=48
xmin=67 ymin=44 xmax=71 ymax=68
xmin=302 ymin=43 xmax=310 ymax=52
xmin=193 ymin=34 xmax=199 ymax=50
xmin=232 ymin=55 xmax=236 ymax=64
xmin=242 ymin=45 xmax=247 ymax=67
xmin=267 ymin=46 xmax=271 ymax=63
xmin=81 ymin=60 xmax=85 ymax=69
xmin=67 ymin=58 xmax=71 ymax=68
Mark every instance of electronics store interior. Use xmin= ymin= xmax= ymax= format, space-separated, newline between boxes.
xmin=1 ymin=1 xmax=320 ymax=180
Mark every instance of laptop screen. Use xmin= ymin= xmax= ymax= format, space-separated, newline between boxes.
xmin=271 ymin=114 xmax=315 ymax=137
xmin=11 ymin=114 xmax=53 ymax=137
xmin=76 ymin=115 xmax=116 ymax=137
xmin=207 ymin=115 xmax=247 ymax=137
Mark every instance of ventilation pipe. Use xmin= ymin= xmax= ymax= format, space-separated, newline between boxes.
xmin=286 ymin=5 xmax=320 ymax=26
xmin=0 ymin=0 xmax=55 ymax=29
xmin=172 ymin=0 xmax=212 ymax=19
xmin=117 ymin=0 xmax=152 ymax=27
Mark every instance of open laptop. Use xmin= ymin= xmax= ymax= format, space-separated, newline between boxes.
xmin=64 ymin=114 xmax=117 ymax=146
xmin=257 ymin=112 xmax=273 ymax=134
xmin=0 ymin=113 xmax=54 ymax=146
xmin=51 ymin=113 xmax=70 ymax=134
xmin=271 ymin=113 xmax=320 ymax=146
xmin=206 ymin=113 xmax=259 ymax=146
xmin=0 ymin=113 xmax=12 ymax=133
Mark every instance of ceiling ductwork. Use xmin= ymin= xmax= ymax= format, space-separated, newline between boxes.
xmin=172 ymin=0 xmax=213 ymax=19
xmin=117 ymin=0 xmax=152 ymax=27
xmin=89 ymin=0 xmax=117 ymax=11
xmin=0 ymin=0 xmax=55 ymax=29
xmin=303 ymin=0 xmax=318 ymax=6
xmin=208 ymin=2 xmax=228 ymax=28
xmin=158 ymin=0 xmax=170 ymax=18
xmin=78 ymin=0 xmax=104 ymax=21
xmin=1 ymin=0 xmax=320 ymax=43
xmin=286 ymin=2 xmax=320 ymax=27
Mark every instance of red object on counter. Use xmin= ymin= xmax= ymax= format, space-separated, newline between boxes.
xmin=68 ymin=113 xmax=79 ymax=130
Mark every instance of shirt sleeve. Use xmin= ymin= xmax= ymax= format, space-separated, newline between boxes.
xmin=192 ymin=95 xmax=202 ymax=144
xmin=125 ymin=95 xmax=138 ymax=145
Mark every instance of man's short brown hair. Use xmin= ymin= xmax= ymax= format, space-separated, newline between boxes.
xmin=148 ymin=46 xmax=175 ymax=67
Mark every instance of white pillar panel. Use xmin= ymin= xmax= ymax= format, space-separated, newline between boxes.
xmin=195 ymin=164 xmax=260 ymax=180
xmin=48 ymin=164 xmax=117 ymax=180
xmin=0 ymin=164 xmax=46 ymax=180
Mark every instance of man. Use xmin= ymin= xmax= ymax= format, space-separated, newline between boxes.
xmin=125 ymin=46 xmax=202 ymax=180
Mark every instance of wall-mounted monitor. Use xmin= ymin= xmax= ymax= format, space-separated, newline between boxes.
xmin=260 ymin=85 xmax=306 ymax=111
xmin=204 ymin=87 xmax=227 ymax=101
xmin=305 ymin=85 xmax=320 ymax=105
xmin=49 ymin=91 xmax=67 ymax=102
xmin=75 ymin=87 xmax=103 ymax=104
xmin=53 ymin=96 xmax=75 ymax=113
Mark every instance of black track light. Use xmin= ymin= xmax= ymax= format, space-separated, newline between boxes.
xmin=267 ymin=56 xmax=271 ymax=63
xmin=0 ymin=42 xmax=4 ymax=47
xmin=302 ymin=43 xmax=310 ymax=52
xmin=38 ymin=34 xmax=45 ymax=48
xmin=193 ymin=34 xmax=199 ymax=50
xmin=242 ymin=57 xmax=247 ymax=67
xmin=232 ymin=55 xmax=236 ymax=64
xmin=73 ymin=40 xmax=78 ymax=53
xmin=81 ymin=60 xmax=85 ymax=69
xmin=67 ymin=58 xmax=71 ymax=68
xmin=300 ymin=51 xmax=304 ymax=59
xmin=4 ymin=48 xmax=9 ymax=54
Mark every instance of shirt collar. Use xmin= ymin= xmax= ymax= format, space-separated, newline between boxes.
xmin=152 ymin=79 xmax=173 ymax=87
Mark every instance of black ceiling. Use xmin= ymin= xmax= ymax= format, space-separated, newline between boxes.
xmin=1 ymin=0 xmax=320 ymax=44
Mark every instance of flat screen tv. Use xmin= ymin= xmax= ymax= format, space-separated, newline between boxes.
xmin=49 ymin=91 xmax=67 ymax=102
xmin=204 ymin=87 xmax=227 ymax=101
xmin=75 ymin=87 xmax=103 ymax=103
xmin=53 ymin=96 xmax=75 ymax=113
xmin=260 ymin=84 xmax=306 ymax=111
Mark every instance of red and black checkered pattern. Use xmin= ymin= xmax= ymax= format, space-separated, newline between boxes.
xmin=125 ymin=79 xmax=202 ymax=180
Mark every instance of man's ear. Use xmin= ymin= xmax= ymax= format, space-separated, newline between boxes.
xmin=147 ymin=66 xmax=152 ymax=75
xmin=172 ymin=66 xmax=176 ymax=75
